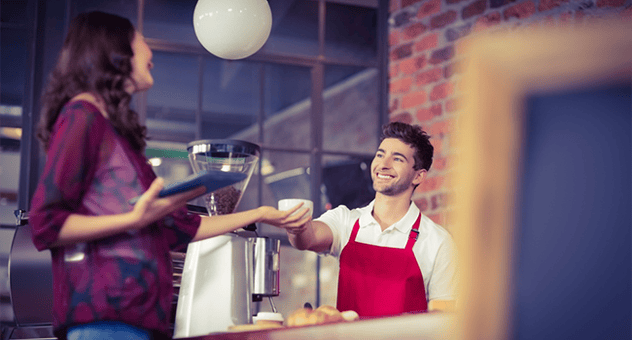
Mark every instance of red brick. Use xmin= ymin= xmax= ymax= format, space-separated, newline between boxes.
xmin=473 ymin=12 xmax=502 ymax=31
xmin=389 ymin=31 xmax=400 ymax=46
xmin=560 ymin=11 xmax=573 ymax=23
xmin=432 ymin=136 xmax=443 ymax=155
xmin=416 ymin=67 xmax=443 ymax=86
xmin=400 ymin=55 xmax=427 ymax=74
xmin=389 ymin=98 xmax=400 ymax=113
xmin=402 ymin=90 xmax=428 ymax=109
xmin=416 ymin=103 xmax=442 ymax=121
xmin=427 ymin=119 xmax=454 ymax=138
xmin=419 ymin=175 xmax=444 ymax=192
xmin=417 ymin=0 xmax=442 ymax=19
xmin=432 ymin=156 xmax=448 ymax=171
xmin=402 ymin=0 xmax=424 ymax=8
xmin=391 ymin=43 xmax=413 ymax=61
xmin=390 ymin=63 xmax=400 ymax=78
xmin=538 ymin=0 xmax=569 ymax=12
xmin=504 ymin=1 xmax=536 ymax=20
xmin=430 ymin=82 xmax=455 ymax=101
xmin=597 ymin=0 xmax=626 ymax=7
xmin=623 ymin=6 xmax=632 ymax=19
xmin=414 ymin=33 xmax=439 ymax=52
xmin=445 ymin=97 xmax=460 ymax=113
xmin=390 ymin=112 xmax=414 ymax=124
xmin=390 ymin=77 xmax=413 ymax=93
xmin=403 ymin=22 xmax=428 ymax=40
xmin=431 ymin=193 xmax=448 ymax=210
xmin=429 ymin=45 xmax=454 ymax=64
xmin=462 ymin=0 xmax=487 ymax=20
xmin=431 ymin=10 xmax=458 ymax=29
xmin=390 ymin=0 xmax=400 ymax=12
xmin=414 ymin=197 xmax=429 ymax=212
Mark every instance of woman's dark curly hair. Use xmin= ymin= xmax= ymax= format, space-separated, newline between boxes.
xmin=37 ymin=11 xmax=147 ymax=151
xmin=380 ymin=121 xmax=434 ymax=171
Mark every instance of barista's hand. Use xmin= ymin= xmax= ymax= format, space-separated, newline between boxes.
xmin=130 ymin=177 xmax=205 ymax=229
xmin=257 ymin=204 xmax=312 ymax=234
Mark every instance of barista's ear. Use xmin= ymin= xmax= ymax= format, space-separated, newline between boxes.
xmin=412 ymin=169 xmax=427 ymax=186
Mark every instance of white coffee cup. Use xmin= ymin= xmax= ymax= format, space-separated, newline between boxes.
xmin=278 ymin=198 xmax=313 ymax=217
xmin=253 ymin=312 xmax=284 ymax=326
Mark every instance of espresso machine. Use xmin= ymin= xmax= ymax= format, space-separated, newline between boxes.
xmin=173 ymin=140 xmax=281 ymax=338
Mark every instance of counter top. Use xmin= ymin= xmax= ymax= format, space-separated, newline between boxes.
xmin=178 ymin=312 xmax=457 ymax=340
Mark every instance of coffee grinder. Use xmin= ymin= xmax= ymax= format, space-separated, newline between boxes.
xmin=173 ymin=140 xmax=281 ymax=338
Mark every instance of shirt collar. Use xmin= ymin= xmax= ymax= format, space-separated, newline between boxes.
xmin=358 ymin=200 xmax=420 ymax=233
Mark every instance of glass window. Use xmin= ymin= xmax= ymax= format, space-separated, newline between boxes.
xmin=146 ymin=52 xmax=200 ymax=143
xmin=325 ymin=3 xmax=378 ymax=63
xmin=323 ymin=65 xmax=379 ymax=153
xmin=144 ymin=0 xmax=198 ymax=45
xmin=1 ymin=27 xmax=28 ymax=113
xmin=1 ymin=24 xmax=27 ymax=226
xmin=263 ymin=64 xmax=312 ymax=149
xmin=200 ymin=58 xmax=260 ymax=139
xmin=1 ymin=1 xmax=28 ymax=24
xmin=262 ymin=0 xmax=319 ymax=57
xmin=71 ymin=0 xmax=138 ymax=26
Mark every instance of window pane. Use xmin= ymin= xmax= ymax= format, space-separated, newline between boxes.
xmin=146 ymin=52 xmax=199 ymax=143
xmin=263 ymin=64 xmax=312 ymax=149
xmin=145 ymin=142 xmax=193 ymax=185
xmin=262 ymin=0 xmax=318 ymax=57
xmin=71 ymin=0 xmax=137 ymax=26
xmin=144 ymin=0 xmax=198 ymax=45
xmin=1 ymin=0 xmax=28 ymax=25
xmin=323 ymin=65 xmax=379 ymax=153
xmin=1 ymin=28 xmax=28 ymax=110
xmin=325 ymin=3 xmax=378 ymax=63
xmin=1 ymin=25 xmax=27 ymax=225
xmin=200 ymin=58 xmax=260 ymax=139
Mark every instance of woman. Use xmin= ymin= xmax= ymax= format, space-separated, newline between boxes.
xmin=30 ymin=11 xmax=308 ymax=340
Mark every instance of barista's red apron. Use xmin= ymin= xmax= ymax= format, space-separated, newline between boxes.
xmin=336 ymin=213 xmax=427 ymax=317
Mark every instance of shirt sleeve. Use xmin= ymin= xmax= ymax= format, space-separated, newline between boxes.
xmin=427 ymin=235 xmax=459 ymax=302
xmin=29 ymin=103 xmax=104 ymax=251
xmin=314 ymin=205 xmax=353 ymax=257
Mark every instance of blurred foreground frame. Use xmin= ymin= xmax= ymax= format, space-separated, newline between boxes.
xmin=453 ymin=21 xmax=632 ymax=340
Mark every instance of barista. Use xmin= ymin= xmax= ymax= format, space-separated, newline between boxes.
xmin=280 ymin=122 xmax=457 ymax=317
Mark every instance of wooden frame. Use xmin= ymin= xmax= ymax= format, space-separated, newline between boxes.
xmin=453 ymin=21 xmax=632 ymax=340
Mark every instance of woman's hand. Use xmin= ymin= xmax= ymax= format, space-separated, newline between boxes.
xmin=130 ymin=177 xmax=205 ymax=230
xmin=258 ymin=203 xmax=313 ymax=235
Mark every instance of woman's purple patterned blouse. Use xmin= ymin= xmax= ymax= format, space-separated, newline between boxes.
xmin=30 ymin=100 xmax=201 ymax=340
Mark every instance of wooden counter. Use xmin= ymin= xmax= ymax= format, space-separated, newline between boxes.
xmin=179 ymin=312 xmax=457 ymax=340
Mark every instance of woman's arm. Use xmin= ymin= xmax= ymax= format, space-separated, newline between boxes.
xmin=50 ymin=178 xmax=206 ymax=247
xmin=192 ymin=205 xmax=311 ymax=242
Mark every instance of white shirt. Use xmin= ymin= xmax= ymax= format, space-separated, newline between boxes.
xmin=316 ymin=200 xmax=457 ymax=302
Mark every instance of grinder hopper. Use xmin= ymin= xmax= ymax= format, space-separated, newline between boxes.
xmin=187 ymin=139 xmax=260 ymax=216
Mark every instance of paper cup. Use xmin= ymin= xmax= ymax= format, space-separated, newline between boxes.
xmin=278 ymin=199 xmax=313 ymax=217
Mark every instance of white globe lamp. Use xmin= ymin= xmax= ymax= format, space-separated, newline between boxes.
xmin=193 ymin=0 xmax=272 ymax=60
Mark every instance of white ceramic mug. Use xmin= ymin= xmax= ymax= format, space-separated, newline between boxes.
xmin=278 ymin=198 xmax=313 ymax=217
xmin=253 ymin=312 xmax=284 ymax=326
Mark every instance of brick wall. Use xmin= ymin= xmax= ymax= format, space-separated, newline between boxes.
xmin=388 ymin=0 xmax=631 ymax=231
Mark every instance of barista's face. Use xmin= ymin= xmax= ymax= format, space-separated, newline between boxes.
xmin=371 ymin=138 xmax=425 ymax=196
xmin=127 ymin=31 xmax=154 ymax=93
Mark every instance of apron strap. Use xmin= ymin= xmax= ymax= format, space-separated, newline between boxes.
xmin=405 ymin=213 xmax=422 ymax=250
xmin=349 ymin=218 xmax=361 ymax=242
